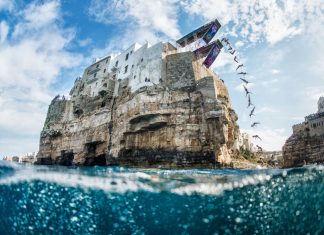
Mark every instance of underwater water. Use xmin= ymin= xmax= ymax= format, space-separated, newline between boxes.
xmin=0 ymin=161 xmax=323 ymax=235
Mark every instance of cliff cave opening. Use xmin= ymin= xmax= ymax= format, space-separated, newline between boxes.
xmin=57 ymin=150 xmax=74 ymax=166
xmin=84 ymin=142 xmax=107 ymax=166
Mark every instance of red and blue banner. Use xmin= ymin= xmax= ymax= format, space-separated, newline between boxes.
xmin=176 ymin=19 xmax=221 ymax=47
xmin=193 ymin=41 xmax=217 ymax=58
xmin=203 ymin=43 xmax=222 ymax=68
xmin=202 ymin=23 xmax=220 ymax=44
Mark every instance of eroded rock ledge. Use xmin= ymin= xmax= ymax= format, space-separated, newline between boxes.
xmin=35 ymin=45 xmax=239 ymax=167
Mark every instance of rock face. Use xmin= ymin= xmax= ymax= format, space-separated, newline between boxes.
xmin=36 ymin=42 xmax=239 ymax=167
xmin=282 ymin=97 xmax=324 ymax=167
xmin=283 ymin=135 xmax=324 ymax=167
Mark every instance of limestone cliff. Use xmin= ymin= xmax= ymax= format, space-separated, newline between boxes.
xmin=282 ymin=134 xmax=324 ymax=167
xmin=36 ymin=43 xmax=239 ymax=167
xmin=282 ymin=97 xmax=324 ymax=167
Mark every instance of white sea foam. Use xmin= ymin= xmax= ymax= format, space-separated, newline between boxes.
xmin=0 ymin=166 xmax=275 ymax=196
xmin=2 ymin=162 xmax=321 ymax=196
xmin=0 ymin=169 xmax=155 ymax=193
xmin=171 ymin=174 xmax=272 ymax=196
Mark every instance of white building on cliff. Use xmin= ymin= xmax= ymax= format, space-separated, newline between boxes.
xmin=292 ymin=97 xmax=324 ymax=137
xmin=70 ymin=42 xmax=177 ymax=99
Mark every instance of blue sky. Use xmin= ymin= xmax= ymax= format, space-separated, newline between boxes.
xmin=0 ymin=0 xmax=323 ymax=157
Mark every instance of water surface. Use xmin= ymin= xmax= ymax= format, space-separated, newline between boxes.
xmin=0 ymin=161 xmax=323 ymax=234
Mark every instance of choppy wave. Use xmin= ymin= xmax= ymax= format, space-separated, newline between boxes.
xmin=0 ymin=161 xmax=323 ymax=234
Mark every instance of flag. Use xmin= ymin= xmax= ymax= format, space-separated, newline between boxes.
xmin=176 ymin=19 xmax=221 ymax=47
xmin=203 ymin=44 xmax=221 ymax=68
xmin=202 ymin=23 xmax=220 ymax=44
xmin=193 ymin=41 xmax=217 ymax=58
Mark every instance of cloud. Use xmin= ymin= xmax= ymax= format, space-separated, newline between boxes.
xmin=0 ymin=21 xmax=9 ymax=43
xmin=180 ymin=0 xmax=324 ymax=45
xmin=261 ymin=78 xmax=279 ymax=88
xmin=0 ymin=0 xmax=82 ymax=156
xmin=89 ymin=0 xmax=181 ymax=41
xmin=78 ymin=38 xmax=92 ymax=47
xmin=235 ymin=41 xmax=244 ymax=48
xmin=0 ymin=0 xmax=14 ymax=11
xmin=11 ymin=1 xmax=60 ymax=38
xmin=271 ymin=69 xmax=280 ymax=74
xmin=212 ymin=50 xmax=233 ymax=71
xmin=304 ymin=86 xmax=324 ymax=103
xmin=255 ymin=106 xmax=279 ymax=114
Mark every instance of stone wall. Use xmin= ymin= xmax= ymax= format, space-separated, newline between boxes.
xmin=196 ymin=76 xmax=216 ymax=99
xmin=307 ymin=115 xmax=324 ymax=137
xmin=165 ymin=52 xmax=196 ymax=91
xmin=292 ymin=123 xmax=305 ymax=134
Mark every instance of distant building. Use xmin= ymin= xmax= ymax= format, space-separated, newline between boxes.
xmin=259 ymin=151 xmax=283 ymax=166
xmin=19 ymin=152 xmax=37 ymax=164
xmin=292 ymin=97 xmax=324 ymax=137
xmin=233 ymin=132 xmax=254 ymax=152
xmin=3 ymin=152 xmax=37 ymax=164
xmin=3 ymin=156 xmax=19 ymax=162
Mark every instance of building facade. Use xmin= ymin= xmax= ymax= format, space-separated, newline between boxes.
xmin=292 ymin=97 xmax=324 ymax=137
xmin=283 ymin=97 xmax=324 ymax=167
xmin=70 ymin=42 xmax=177 ymax=99
xmin=232 ymin=132 xmax=254 ymax=152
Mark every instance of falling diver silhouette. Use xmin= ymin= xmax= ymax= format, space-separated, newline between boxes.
xmin=252 ymin=135 xmax=262 ymax=141
xmin=243 ymin=85 xmax=252 ymax=96
xmin=236 ymin=64 xmax=244 ymax=70
xmin=240 ymin=77 xmax=249 ymax=84
xmin=247 ymin=95 xmax=253 ymax=108
xmin=251 ymin=122 xmax=260 ymax=127
xmin=249 ymin=106 xmax=256 ymax=117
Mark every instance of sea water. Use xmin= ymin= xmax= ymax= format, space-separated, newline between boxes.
xmin=0 ymin=161 xmax=323 ymax=234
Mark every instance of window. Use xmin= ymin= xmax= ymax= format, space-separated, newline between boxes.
xmin=124 ymin=65 xmax=128 ymax=73
xmin=94 ymin=73 xmax=97 ymax=78
xmin=104 ymin=69 xmax=106 ymax=73
xmin=125 ymin=53 xmax=129 ymax=61
xmin=141 ymin=58 xmax=143 ymax=62
xmin=115 ymin=61 xmax=118 ymax=67
xmin=130 ymin=50 xmax=133 ymax=54
xmin=105 ymin=59 xmax=109 ymax=63
xmin=132 ymin=64 xmax=134 ymax=68
xmin=96 ymin=64 xmax=99 ymax=68
xmin=134 ymin=75 xmax=136 ymax=79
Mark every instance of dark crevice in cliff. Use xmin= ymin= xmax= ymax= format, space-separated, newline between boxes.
xmin=188 ymin=91 xmax=192 ymax=122
xmin=56 ymin=150 xmax=74 ymax=166
xmin=107 ymin=97 xmax=116 ymax=153
xmin=106 ymin=149 xmax=217 ymax=167
xmin=84 ymin=154 xmax=106 ymax=166
xmin=84 ymin=142 xmax=106 ymax=166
